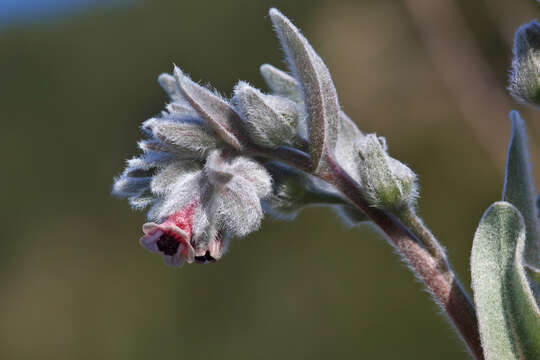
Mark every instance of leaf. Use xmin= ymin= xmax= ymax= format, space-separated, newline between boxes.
xmin=173 ymin=66 xmax=244 ymax=150
xmin=471 ymin=201 xmax=540 ymax=360
xmin=259 ymin=64 xmax=302 ymax=103
xmin=269 ymin=8 xmax=340 ymax=172
xmin=503 ymin=111 xmax=540 ymax=271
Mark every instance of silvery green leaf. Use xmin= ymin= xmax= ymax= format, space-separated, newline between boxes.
xmin=173 ymin=66 xmax=244 ymax=150
xmin=269 ymin=8 xmax=340 ymax=172
xmin=471 ymin=201 xmax=540 ymax=360
xmin=503 ymin=111 xmax=540 ymax=272
xmin=233 ymin=81 xmax=297 ymax=148
xmin=259 ymin=64 xmax=302 ymax=103
xmin=509 ymin=21 xmax=540 ymax=107
xmin=142 ymin=116 xmax=221 ymax=159
xmin=259 ymin=63 xmax=365 ymax=179
xmin=359 ymin=135 xmax=417 ymax=210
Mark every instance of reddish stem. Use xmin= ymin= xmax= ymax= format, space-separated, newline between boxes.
xmin=251 ymin=145 xmax=484 ymax=359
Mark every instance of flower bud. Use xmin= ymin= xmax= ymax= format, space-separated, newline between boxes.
xmin=359 ymin=134 xmax=417 ymax=211
xmin=509 ymin=21 xmax=540 ymax=107
xmin=232 ymin=81 xmax=298 ymax=148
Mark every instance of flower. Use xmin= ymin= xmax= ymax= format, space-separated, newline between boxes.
xmin=114 ymin=100 xmax=273 ymax=266
xmin=139 ymin=202 xmax=197 ymax=267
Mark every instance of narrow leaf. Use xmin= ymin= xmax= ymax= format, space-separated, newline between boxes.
xmin=471 ymin=201 xmax=540 ymax=360
xmin=259 ymin=64 xmax=302 ymax=102
xmin=503 ymin=111 xmax=540 ymax=271
xmin=269 ymin=8 xmax=340 ymax=172
xmin=173 ymin=66 xmax=244 ymax=150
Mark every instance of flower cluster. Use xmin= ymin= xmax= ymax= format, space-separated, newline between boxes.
xmin=113 ymin=8 xmax=417 ymax=267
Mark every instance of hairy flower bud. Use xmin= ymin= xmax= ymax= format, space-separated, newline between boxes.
xmin=509 ymin=20 xmax=540 ymax=107
xmin=359 ymin=135 xmax=417 ymax=211
xmin=232 ymin=81 xmax=298 ymax=148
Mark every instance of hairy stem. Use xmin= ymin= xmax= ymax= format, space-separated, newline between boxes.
xmin=398 ymin=207 xmax=449 ymax=269
xmin=322 ymin=160 xmax=483 ymax=359
xmin=251 ymin=144 xmax=484 ymax=359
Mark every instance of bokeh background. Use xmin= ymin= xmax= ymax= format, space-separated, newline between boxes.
xmin=1 ymin=0 xmax=539 ymax=359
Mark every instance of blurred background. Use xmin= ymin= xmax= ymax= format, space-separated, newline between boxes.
xmin=1 ymin=0 xmax=539 ymax=359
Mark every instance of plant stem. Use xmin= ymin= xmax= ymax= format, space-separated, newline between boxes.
xmin=252 ymin=145 xmax=484 ymax=359
xmin=398 ymin=206 xmax=449 ymax=269
xmin=322 ymin=160 xmax=483 ymax=360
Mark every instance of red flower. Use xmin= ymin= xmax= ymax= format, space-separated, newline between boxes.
xmin=139 ymin=202 xmax=198 ymax=267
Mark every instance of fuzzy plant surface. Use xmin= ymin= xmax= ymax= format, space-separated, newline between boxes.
xmin=113 ymin=8 xmax=540 ymax=360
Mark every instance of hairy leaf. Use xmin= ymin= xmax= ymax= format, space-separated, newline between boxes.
xmin=503 ymin=111 xmax=540 ymax=271
xmin=174 ymin=66 xmax=244 ymax=150
xmin=259 ymin=64 xmax=302 ymax=103
xmin=269 ymin=8 xmax=340 ymax=172
xmin=471 ymin=202 xmax=540 ymax=360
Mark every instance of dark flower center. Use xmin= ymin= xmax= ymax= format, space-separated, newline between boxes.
xmin=194 ymin=251 xmax=216 ymax=264
xmin=156 ymin=232 xmax=180 ymax=256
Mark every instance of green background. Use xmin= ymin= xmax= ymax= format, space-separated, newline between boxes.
xmin=1 ymin=0 xmax=539 ymax=358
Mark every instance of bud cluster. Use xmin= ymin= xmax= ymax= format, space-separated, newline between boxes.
xmin=509 ymin=20 xmax=540 ymax=107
